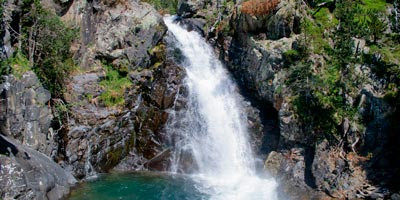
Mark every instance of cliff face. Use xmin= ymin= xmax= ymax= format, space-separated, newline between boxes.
xmin=0 ymin=0 xmax=185 ymax=198
xmin=55 ymin=0 xmax=185 ymax=179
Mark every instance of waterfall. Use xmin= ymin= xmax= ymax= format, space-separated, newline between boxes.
xmin=164 ymin=16 xmax=278 ymax=200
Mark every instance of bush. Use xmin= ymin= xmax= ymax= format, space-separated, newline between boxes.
xmin=283 ymin=49 xmax=301 ymax=65
xmin=241 ymin=0 xmax=280 ymax=16
xmin=365 ymin=9 xmax=388 ymax=43
xmin=99 ymin=64 xmax=132 ymax=107
xmin=141 ymin=0 xmax=178 ymax=14
xmin=0 ymin=51 xmax=31 ymax=78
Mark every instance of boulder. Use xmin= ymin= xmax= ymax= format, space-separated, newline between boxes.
xmin=0 ymin=135 xmax=76 ymax=200
xmin=177 ymin=0 xmax=207 ymax=17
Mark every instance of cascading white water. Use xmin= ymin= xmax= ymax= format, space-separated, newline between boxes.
xmin=164 ymin=16 xmax=278 ymax=200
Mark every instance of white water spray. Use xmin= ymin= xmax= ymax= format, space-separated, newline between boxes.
xmin=164 ymin=17 xmax=278 ymax=200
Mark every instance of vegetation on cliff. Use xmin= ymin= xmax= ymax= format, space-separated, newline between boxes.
xmin=284 ymin=0 xmax=399 ymax=142
xmin=0 ymin=0 xmax=78 ymax=97
xmin=100 ymin=63 xmax=132 ymax=107
xmin=141 ymin=0 xmax=179 ymax=14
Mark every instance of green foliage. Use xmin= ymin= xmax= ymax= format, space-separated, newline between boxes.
xmin=303 ymin=18 xmax=331 ymax=54
xmin=0 ymin=0 xmax=4 ymax=19
xmin=141 ymin=0 xmax=178 ymax=14
xmin=313 ymin=7 xmax=338 ymax=29
xmin=365 ymin=10 xmax=388 ymax=43
xmin=99 ymin=64 xmax=132 ymax=107
xmin=0 ymin=51 xmax=31 ymax=78
xmin=283 ymin=49 xmax=301 ymax=65
xmin=361 ymin=0 xmax=387 ymax=12
xmin=19 ymin=2 xmax=78 ymax=97
xmin=286 ymin=0 xmax=378 ymax=142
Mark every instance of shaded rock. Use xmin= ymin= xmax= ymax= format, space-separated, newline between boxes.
xmin=144 ymin=149 xmax=172 ymax=171
xmin=0 ymin=135 xmax=76 ymax=200
xmin=177 ymin=0 xmax=207 ymax=17
xmin=265 ymin=149 xmax=329 ymax=200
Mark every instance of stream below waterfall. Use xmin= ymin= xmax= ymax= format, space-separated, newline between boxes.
xmin=68 ymin=16 xmax=278 ymax=200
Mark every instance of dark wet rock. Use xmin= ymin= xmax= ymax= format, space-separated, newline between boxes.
xmin=180 ymin=18 xmax=207 ymax=36
xmin=392 ymin=193 xmax=400 ymax=200
xmin=0 ymin=135 xmax=76 ymax=200
xmin=144 ymin=149 xmax=172 ymax=171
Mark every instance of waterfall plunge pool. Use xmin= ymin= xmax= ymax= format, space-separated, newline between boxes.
xmin=67 ymin=172 xmax=208 ymax=200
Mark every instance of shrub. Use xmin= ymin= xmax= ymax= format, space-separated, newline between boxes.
xmin=141 ymin=0 xmax=178 ymax=14
xmin=365 ymin=9 xmax=388 ymax=43
xmin=0 ymin=51 xmax=31 ymax=78
xmin=241 ymin=0 xmax=280 ymax=16
xmin=99 ymin=64 xmax=132 ymax=107
xmin=283 ymin=49 xmax=301 ymax=65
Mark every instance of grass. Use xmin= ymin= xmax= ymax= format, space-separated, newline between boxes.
xmin=369 ymin=44 xmax=400 ymax=66
xmin=141 ymin=0 xmax=178 ymax=14
xmin=100 ymin=64 xmax=132 ymax=108
xmin=303 ymin=18 xmax=332 ymax=54
xmin=361 ymin=0 xmax=387 ymax=12
xmin=283 ymin=49 xmax=301 ymax=64
xmin=314 ymin=7 xmax=339 ymax=30
xmin=0 ymin=51 xmax=31 ymax=78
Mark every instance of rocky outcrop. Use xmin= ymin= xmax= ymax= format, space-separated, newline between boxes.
xmin=55 ymin=0 xmax=186 ymax=178
xmin=62 ymin=0 xmax=166 ymax=71
xmin=235 ymin=0 xmax=302 ymax=39
xmin=265 ymin=149 xmax=328 ymax=200
xmin=61 ymin=56 xmax=185 ymax=178
xmin=0 ymin=71 xmax=55 ymax=157
xmin=177 ymin=0 xmax=209 ymax=18
xmin=0 ymin=135 xmax=76 ymax=200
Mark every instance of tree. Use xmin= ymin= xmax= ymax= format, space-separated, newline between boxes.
xmin=21 ymin=1 xmax=78 ymax=96
xmin=366 ymin=9 xmax=388 ymax=44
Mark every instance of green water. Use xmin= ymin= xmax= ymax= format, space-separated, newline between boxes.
xmin=68 ymin=172 xmax=208 ymax=200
